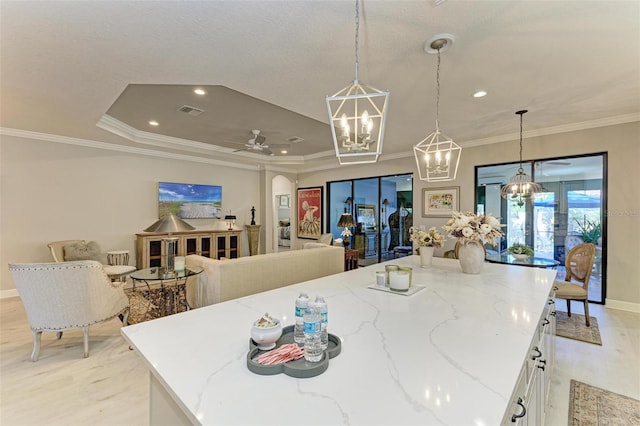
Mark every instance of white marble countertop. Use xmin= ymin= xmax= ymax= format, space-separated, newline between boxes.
xmin=122 ymin=255 xmax=556 ymax=426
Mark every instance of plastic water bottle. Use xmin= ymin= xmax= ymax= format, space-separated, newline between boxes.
xmin=315 ymin=296 xmax=328 ymax=350
xmin=294 ymin=292 xmax=309 ymax=344
xmin=303 ymin=302 xmax=323 ymax=362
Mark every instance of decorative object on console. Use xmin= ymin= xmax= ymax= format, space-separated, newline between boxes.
xmin=144 ymin=213 xmax=195 ymax=277
xmin=413 ymin=34 xmax=461 ymax=182
xmin=297 ymin=187 xmax=323 ymax=239
xmin=224 ymin=210 xmax=237 ymax=230
xmin=409 ymin=226 xmax=445 ymax=268
xmin=443 ymin=211 xmax=504 ymax=274
xmin=326 ymin=0 xmax=389 ymax=165
xmin=250 ymin=206 xmax=256 ymax=225
xmin=500 ymin=110 xmax=542 ymax=206
xmin=337 ymin=213 xmax=355 ymax=248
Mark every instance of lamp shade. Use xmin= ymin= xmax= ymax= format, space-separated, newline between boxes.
xmin=337 ymin=213 xmax=355 ymax=228
xmin=144 ymin=214 xmax=195 ymax=233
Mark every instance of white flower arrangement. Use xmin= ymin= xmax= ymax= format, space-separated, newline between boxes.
xmin=340 ymin=228 xmax=353 ymax=238
xmin=409 ymin=226 xmax=446 ymax=248
xmin=442 ymin=211 xmax=504 ymax=246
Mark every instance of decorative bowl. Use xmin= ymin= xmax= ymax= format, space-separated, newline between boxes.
xmin=512 ymin=253 xmax=529 ymax=260
xmin=250 ymin=319 xmax=282 ymax=350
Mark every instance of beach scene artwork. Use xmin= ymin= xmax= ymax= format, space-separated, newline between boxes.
xmin=158 ymin=182 xmax=222 ymax=219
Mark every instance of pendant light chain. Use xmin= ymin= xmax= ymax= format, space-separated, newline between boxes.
xmin=518 ymin=111 xmax=525 ymax=171
xmin=435 ymin=47 xmax=441 ymax=132
xmin=354 ymin=0 xmax=360 ymax=84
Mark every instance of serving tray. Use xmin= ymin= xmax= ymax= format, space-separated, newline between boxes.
xmin=367 ymin=283 xmax=426 ymax=296
xmin=247 ymin=325 xmax=341 ymax=378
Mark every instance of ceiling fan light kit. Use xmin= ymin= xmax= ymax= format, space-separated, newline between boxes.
xmin=232 ymin=129 xmax=274 ymax=156
xmin=326 ymin=0 xmax=389 ymax=165
xmin=414 ymin=35 xmax=462 ymax=182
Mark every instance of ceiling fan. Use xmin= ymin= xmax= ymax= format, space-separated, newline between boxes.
xmin=232 ymin=130 xmax=273 ymax=156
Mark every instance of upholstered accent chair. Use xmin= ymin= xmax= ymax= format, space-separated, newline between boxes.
xmin=554 ymin=243 xmax=596 ymax=326
xmin=48 ymin=239 xmax=136 ymax=281
xmin=8 ymin=261 xmax=130 ymax=361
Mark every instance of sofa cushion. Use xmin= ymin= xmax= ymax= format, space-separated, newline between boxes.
xmin=63 ymin=241 xmax=102 ymax=262
xmin=185 ymin=246 xmax=344 ymax=308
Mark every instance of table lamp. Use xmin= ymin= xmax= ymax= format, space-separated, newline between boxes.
xmin=224 ymin=211 xmax=237 ymax=230
xmin=337 ymin=213 xmax=355 ymax=248
xmin=144 ymin=213 xmax=195 ymax=277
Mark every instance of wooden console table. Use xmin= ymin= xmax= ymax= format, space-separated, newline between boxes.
xmin=136 ymin=229 xmax=242 ymax=269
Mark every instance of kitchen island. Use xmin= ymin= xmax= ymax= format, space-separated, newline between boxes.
xmin=121 ymin=255 xmax=557 ymax=425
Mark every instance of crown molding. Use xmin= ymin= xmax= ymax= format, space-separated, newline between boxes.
xmin=0 ymin=127 xmax=261 ymax=171
xmin=461 ymin=112 xmax=640 ymax=148
xmin=97 ymin=114 xmax=334 ymax=165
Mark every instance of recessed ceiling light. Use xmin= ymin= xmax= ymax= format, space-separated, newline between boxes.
xmin=473 ymin=90 xmax=487 ymax=98
xmin=149 ymin=120 xmax=159 ymax=126
xmin=280 ymin=150 xmax=288 ymax=154
xmin=193 ymin=88 xmax=206 ymax=96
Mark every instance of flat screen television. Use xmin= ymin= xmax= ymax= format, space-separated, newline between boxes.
xmin=158 ymin=182 xmax=222 ymax=219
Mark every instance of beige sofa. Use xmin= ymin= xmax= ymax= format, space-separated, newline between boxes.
xmin=185 ymin=245 xmax=344 ymax=308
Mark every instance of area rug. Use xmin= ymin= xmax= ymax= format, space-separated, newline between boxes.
xmin=555 ymin=311 xmax=602 ymax=345
xmin=569 ymin=380 xmax=640 ymax=425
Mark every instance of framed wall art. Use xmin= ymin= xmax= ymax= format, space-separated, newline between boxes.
xmin=422 ymin=186 xmax=459 ymax=217
xmin=297 ymin=186 xmax=323 ymax=239
xmin=355 ymin=204 xmax=376 ymax=230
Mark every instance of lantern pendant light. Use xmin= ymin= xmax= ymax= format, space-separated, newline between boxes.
xmin=413 ymin=37 xmax=461 ymax=182
xmin=326 ymin=0 xmax=390 ymax=165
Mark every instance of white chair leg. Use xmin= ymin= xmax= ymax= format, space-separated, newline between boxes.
xmin=82 ymin=326 xmax=90 ymax=358
xmin=31 ymin=330 xmax=42 ymax=362
xmin=121 ymin=308 xmax=130 ymax=326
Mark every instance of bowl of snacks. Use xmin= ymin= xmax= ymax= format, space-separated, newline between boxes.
xmin=250 ymin=313 xmax=282 ymax=350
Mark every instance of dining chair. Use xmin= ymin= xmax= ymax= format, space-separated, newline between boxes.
xmin=554 ymin=243 xmax=596 ymax=326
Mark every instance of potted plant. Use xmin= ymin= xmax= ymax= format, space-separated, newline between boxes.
xmin=507 ymin=243 xmax=534 ymax=260
xmin=575 ymin=218 xmax=601 ymax=245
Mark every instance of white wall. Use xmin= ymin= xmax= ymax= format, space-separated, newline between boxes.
xmin=1 ymin=134 xmax=261 ymax=294
xmin=298 ymin=122 xmax=640 ymax=307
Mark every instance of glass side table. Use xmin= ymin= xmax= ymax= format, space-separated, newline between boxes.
xmin=128 ymin=266 xmax=203 ymax=323
xmin=485 ymin=254 xmax=560 ymax=269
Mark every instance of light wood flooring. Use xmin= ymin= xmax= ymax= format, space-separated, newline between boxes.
xmin=1 ymin=297 xmax=638 ymax=425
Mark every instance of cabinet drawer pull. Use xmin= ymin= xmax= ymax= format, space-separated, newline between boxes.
xmin=538 ymin=359 xmax=547 ymax=371
xmin=553 ymin=286 xmax=559 ymax=291
xmin=511 ymin=397 xmax=526 ymax=422
xmin=550 ymin=311 xmax=557 ymax=317
xmin=531 ymin=346 xmax=542 ymax=360
xmin=548 ymin=299 xmax=555 ymax=305
xmin=542 ymin=318 xmax=550 ymax=326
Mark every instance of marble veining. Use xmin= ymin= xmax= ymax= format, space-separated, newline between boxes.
xmin=121 ymin=256 xmax=557 ymax=425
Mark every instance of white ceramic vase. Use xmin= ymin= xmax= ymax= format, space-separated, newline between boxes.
xmin=457 ymin=240 xmax=485 ymax=274
xmin=419 ymin=246 xmax=434 ymax=268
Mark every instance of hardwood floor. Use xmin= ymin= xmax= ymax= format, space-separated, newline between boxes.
xmin=1 ymin=297 xmax=638 ymax=425
xmin=0 ymin=297 xmax=149 ymax=425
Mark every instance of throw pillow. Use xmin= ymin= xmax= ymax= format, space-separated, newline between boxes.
xmin=63 ymin=241 xmax=102 ymax=262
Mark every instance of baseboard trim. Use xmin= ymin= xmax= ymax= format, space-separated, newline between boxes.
xmin=605 ymin=298 xmax=640 ymax=313
xmin=0 ymin=289 xmax=19 ymax=299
